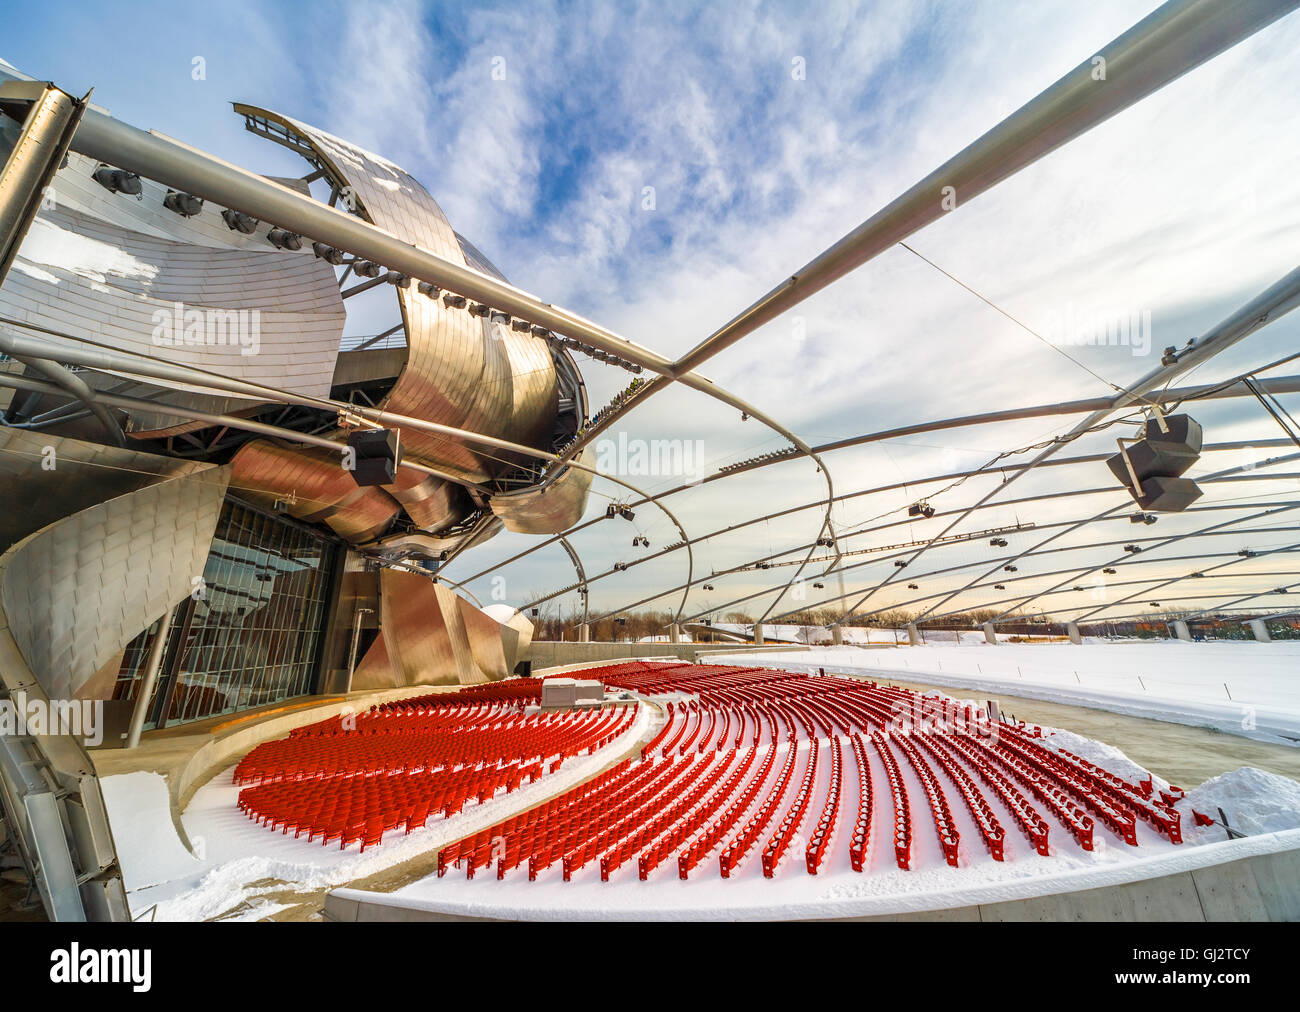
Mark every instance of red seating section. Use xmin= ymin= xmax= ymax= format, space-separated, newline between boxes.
xmin=234 ymin=692 xmax=638 ymax=850
xmin=434 ymin=662 xmax=1183 ymax=883
xmin=230 ymin=661 xmax=1184 ymax=880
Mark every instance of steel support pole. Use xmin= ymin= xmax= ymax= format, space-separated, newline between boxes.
xmin=124 ymin=610 xmax=172 ymax=750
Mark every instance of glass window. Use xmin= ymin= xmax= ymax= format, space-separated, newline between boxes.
xmin=114 ymin=498 xmax=340 ymax=728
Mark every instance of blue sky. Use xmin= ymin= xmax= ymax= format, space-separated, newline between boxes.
xmin=7 ymin=1 xmax=1300 ymax=624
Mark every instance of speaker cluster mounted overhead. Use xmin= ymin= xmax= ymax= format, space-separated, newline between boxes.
xmin=1107 ymin=413 xmax=1203 ymax=512
xmin=346 ymin=427 xmax=402 ymax=487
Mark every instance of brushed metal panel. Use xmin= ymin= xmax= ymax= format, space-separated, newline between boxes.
xmin=0 ymin=454 xmax=229 ymax=700
xmin=489 ymin=446 xmax=596 ymax=533
xmin=350 ymin=629 xmax=397 ymax=691
xmin=237 ymin=108 xmax=561 ymax=485
xmin=229 ymin=439 xmax=399 ymax=543
xmin=459 ymin=595 xmax=506 ymax=682
xmin=0 ymin=199 xmax=345 ymax=436
xmin=375 ymin=569 xmax=525 ymax=686
xmin=0 ymin=428 xmax=199 ymax=551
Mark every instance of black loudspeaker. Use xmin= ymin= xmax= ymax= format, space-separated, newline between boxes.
xmin=1106 ymin=414 xmax=1203 ymax=512
xmin=1131 ymin=475 xmax=1203 ymax=512
xmin=346 ymin=428 xmax=402 ymax=486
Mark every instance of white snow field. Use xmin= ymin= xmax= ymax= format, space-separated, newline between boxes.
xmin=710 ymin=641 xmax=1300 ymax=746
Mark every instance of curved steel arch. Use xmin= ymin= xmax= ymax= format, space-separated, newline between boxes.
xmin=572 ymin=460 xmax=1300 ymax=629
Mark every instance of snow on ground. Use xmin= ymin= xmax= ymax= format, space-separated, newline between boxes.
xmin=709 ymin=641 xmax=1300 ymax=746
xmin=102 ymin=702 xmax=655 ymax=921
xmin=1181 ymin=768 xmax=1300 ymax=838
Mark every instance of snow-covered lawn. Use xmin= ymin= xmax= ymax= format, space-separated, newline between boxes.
xmin=710 ymin=641 xmax=1300 ymax=746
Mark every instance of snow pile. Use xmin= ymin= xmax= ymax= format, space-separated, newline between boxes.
xmin=99 ymin=772 xmax=205 ymax=893
xmin=1181 ymin=767 xmax=1300 ymax=838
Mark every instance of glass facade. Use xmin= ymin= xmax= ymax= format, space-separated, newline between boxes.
xmin=113 ymin=498 xmax=341 ymax=728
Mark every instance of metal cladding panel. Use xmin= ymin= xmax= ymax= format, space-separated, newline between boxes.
xmin=459 ymin=595 xmax=507 ymax=680
xmin=0 ymin=429 xmax=200 ymax=552
xmin=240 ymin=108 xmax=560 ymax=485
xmin=350 ymin=628 xmax=397 ymax=691
xmin=0 ymin=195 xmax=345 ymax=434
xmin=0 ymin=454 xmax=229 ymax=700
xmin=379 ymin=569 xmax=463 ymax=686
xmin=489 ymin=446 xmax=596 ymax=534
xmin=384 ymin=465 xmax=471 ymax=534
xmin=229 ymin=439 xmax=400 ymax=543
xmin=500 ymin=609 xmax=534 ymax=673
xmin=376 ymin=569 xmax=521 ymax=686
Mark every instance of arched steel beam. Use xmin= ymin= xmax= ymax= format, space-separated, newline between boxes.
xmin=608 ymin=538 xmax=1300 ymax=634
xmin=558 ymin=536 xmax=590 ymax=630
xmin=450 ymin=368 xmax=1297 ymax=595
xmin=560 ymin=468 xmax=1300 ymax=629
xmin=584 ymin=497 xmax=1300 ymax=630
xmin=917 ymin=498 xmax=1300 ymax=624
xmin=1025 ymin=581 xmax=1300 ymax=624
xmin=654 ymin=465 xmax=1300 ymax=626
xmin=1068 ymin=539 xmax=1300 ymax=623
xmin=837 ymin=263 xmax=1300 ymax=623
xmin=669 ymin=0 xmax=1300 ymax=378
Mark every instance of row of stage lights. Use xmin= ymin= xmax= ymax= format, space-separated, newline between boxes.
xmin=91 ymin=163 xmax=645 ymax=373
xmin=717 ymin=447 xmax=798 ymax=475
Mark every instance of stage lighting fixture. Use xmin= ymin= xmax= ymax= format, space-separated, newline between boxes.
xmin=267 ymin=228 xmax=303 ymax=251
xmin=312 ymin=241 xmax=345 ymax=264
xmin=163 ymin=190 xmax=203 ymax=217
xmin=93 ymin=165 xmax=142 ymax=196
xmin=221 ymin=208 xmax=258 ymax=233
